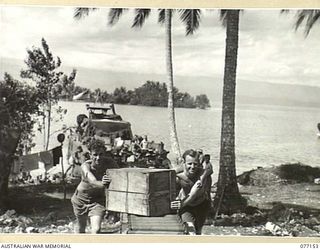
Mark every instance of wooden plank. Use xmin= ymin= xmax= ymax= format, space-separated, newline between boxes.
xmin=129 ymin=214 xmax=180 ymax=223
xmin=107 ymin=168 xmax=176 ymax=194
xmin=127 ymin=230 xmax=185 ymax=235
xmin=119 ymin=214 xmax=186 ymax=235
xmin=128 ymin=214 xmax=184 ymax=231
xmin=129 ymin=224 xmax=183 ymax=231
xmin=106 ymin=191 xmax=174 ymax=216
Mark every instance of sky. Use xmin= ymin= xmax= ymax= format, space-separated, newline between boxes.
xmin=0 ymin=6 xmax=320 ymax=89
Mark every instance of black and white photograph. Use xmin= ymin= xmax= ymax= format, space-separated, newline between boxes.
xmin=1 ymin=4 xmax=320 ymax=238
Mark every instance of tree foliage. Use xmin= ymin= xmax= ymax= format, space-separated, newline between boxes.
xmin=0 ymin=73 xmax=41 ymax=208
xmin=68 ymin=80 xmax=210 ymax=109
xmin=0 ymin=73 xmax=41 ymax=140
xmin=113 ymin=87 xmax=131 ymax=104
xmin=20 ymin=38 xmax=75 ymax=149
xmin=20 ymin=38 xmax=63 ymax=104
xmin=195 ymin=94 xmax=211 ymax=109
xmin=131 ymin=81 xmax=168 ymax=107
xmin=60 ymin=69 xmax=77 ymax=101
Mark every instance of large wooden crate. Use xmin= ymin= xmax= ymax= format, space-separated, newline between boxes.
xmin=105 ymin=168 xmax=176 ymax=216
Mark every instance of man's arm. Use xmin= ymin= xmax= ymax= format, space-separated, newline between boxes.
xmin=171 ymin=180 xmax=205 ymax=209
xmin=82 ymin=164 xmax=111 ymax=188
xmin=181 ymin=180 xmax=206 ymax=207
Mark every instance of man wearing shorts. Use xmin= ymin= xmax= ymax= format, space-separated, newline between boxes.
xmin=171 ymin=149 xmax=212 ymax=235
xmin=71 ymin=139 xmax=111 ymax=234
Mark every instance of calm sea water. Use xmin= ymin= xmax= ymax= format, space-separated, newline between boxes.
xmin=33 ymin=101 xmax=320 ymax=182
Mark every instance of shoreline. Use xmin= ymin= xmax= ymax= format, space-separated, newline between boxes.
xmin=26 ymin=101 xmax=320 ymax=176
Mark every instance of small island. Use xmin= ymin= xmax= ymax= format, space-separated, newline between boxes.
xmin=63 ymin=80 xmax=211 ymax=109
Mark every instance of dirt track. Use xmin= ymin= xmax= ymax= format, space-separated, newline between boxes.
xmin=2 ymin=163 xmax=320 ymax=236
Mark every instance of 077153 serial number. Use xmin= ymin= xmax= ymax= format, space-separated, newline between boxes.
xmin=300 ymin=244 xmax=319 ymax=248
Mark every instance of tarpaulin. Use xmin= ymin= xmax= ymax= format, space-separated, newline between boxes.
xmin=39 ymin=150 xmax=53 ymax=165
xmin=19 ymin=153 xmax=39 ymax=172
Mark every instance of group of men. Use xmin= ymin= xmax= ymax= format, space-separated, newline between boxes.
xmin=71 ymin=139 xmax=213 ymax=235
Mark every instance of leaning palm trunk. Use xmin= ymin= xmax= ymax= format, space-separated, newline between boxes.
xmin=213 ymin=10 xmax=246 ymax=215
xmin=165 ymin=9 xmax=181 ymax=162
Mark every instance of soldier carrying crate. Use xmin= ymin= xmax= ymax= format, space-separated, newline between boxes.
xmin=71 ymin=139 xmax=112 ymax=234
xmin=171 ymin=149 xmax=213 ymax=235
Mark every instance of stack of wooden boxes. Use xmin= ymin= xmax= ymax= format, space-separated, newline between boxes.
xmin=105 ymin=168 xmax=176 ymax=216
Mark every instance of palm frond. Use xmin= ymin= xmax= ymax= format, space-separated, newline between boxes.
xmin=179 ymin=9 xmax=201 ymax=36
xmin=158 ymin=9 xmax=176 ymax=25
xmin=158 ymin=9 xmax=165 ymax=25
xmin=305 ymin=10 xmax=320 ymax=35
xmin=280 ymin=9 xmax=290 ymax=14
xmin=294 ymin=10 xmax=320 ymax=36
xmin=295 ymin=11 xmax=307 ymax=30
xmin=219 ymin=9 xmax=228 ymax=27
xmin=132 ymin=9 xmax=151 ymax=28
xmin=108 ymin=8 xmax=127 ymax=26
xmin=74 ymin=7 xmax=97 ymax=20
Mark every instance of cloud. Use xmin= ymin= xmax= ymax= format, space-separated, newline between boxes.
xmin=0 ymin=7 xmax=320 ymax=87
xmin=236 ymin=10 xmax=320 ymax=85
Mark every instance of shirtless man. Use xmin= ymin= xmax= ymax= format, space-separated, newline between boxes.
xmin=71 ymin=139 xmax=111 ymax=234
xmin=171 ymin=149 xmax=212 ymax=235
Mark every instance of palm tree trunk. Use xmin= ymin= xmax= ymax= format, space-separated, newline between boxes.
xmin=165 ymin=9 xmax=181 ymax=162
xmin=213 ymin=10 xmax=246 ymax=215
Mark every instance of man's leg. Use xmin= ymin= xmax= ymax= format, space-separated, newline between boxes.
xmin=88 ymin=203 xmax=106 ymax=234
xmin=180 ymin=210 xmax=196 ymax=234
xmin=90 ymin=215 xmax=103 ymax=234
xmin=71 ymin=193 xmax=88 ymax=234
xmin=194 ymin=199 xmax=211 ymax=235
xmin=75 ymin=215 xmax=87 ymax=233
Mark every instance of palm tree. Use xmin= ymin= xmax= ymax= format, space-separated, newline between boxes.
xmin=163 ymin=9 xmax=181 ymax=162
xmin=75 ymin=8 xmax=201 ymax=162
xmin=212 ymin=10 xmax=247 ymax=215
xmin=156 ymin=8 xmax=245 ymax=214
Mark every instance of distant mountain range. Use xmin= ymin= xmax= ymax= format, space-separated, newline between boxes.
xmin=2 ymin=57 xmax=320 ymax=108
